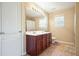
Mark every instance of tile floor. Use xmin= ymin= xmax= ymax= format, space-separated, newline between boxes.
xmin=26 ymin=43 xmax=76 ymax=56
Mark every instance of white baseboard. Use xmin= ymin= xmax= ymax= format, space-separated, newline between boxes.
xmin=52 ymin=40 xmax=74 ymax=45
xmin=22 ymin=52 xmax=26 ymax=56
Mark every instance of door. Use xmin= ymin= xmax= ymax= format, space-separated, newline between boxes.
xmin=0 ymin=3 xmax=2 ymax=56
xmin=1 ymin=3 xmax=22 ymax=56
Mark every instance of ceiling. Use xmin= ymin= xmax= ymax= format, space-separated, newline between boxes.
xmin=25 ymin=3 xmax=45 ymax=18
xmin=25 ymin=7 xmax=43 ymax=18
xmin=34 ymin=2 xmax=75 ymax=13
xmin=25 ymin=2 xmax=75 ymax=18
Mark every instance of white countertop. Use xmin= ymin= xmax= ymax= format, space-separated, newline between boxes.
xmin=26 ymin=31 xmax=50 ymax=36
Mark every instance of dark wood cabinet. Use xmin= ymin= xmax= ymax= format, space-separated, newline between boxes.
xmin=47 ymin=33 xmax=52 ymax=47
xmin=37 ymin=35 xmax=43 ymax=55
xmin=26 ymin=33 xmax=52 ymax=56
xmin=43 ymin=34 xmax=47 ymax=50
xmin=26 ymin=35 xmax=37 ymax=55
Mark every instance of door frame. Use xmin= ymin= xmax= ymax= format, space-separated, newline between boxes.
xmin=0 ymin=3 xmax=2 ymax=56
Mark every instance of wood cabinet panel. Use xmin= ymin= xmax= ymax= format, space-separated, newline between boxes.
xmin=43 ymin=34 xmax=47 ymax=50
xmin=37 ymin=35 xmax=43 ymax=55
xmin=26 ymin=35 xmax=37 ymax=55
xmin=26 ymin=33 xmax=52 ymax=56
xmin=47 ymin=33 xmax=52 ymax=47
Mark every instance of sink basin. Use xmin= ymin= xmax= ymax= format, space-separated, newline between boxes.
xmin=26 ymin=31 xmax=50 ymax=36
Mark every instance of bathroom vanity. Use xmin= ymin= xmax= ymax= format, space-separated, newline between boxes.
xmin=26 ymin=31 xmax=52 ymax=56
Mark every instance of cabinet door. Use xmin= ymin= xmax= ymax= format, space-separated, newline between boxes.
xmin=47 ymin=33 xmax=52 ymax=47
xmin=37 ymin=35 xmax=43 ymax=55
xmin=26 ymin=36 xmax=37 ymax=56
xmin=43 ymin=34 xmax=47 ymax=50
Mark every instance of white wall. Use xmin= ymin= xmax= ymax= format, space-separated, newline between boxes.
xmin=0 ymin=3 xmax=1 ymax=30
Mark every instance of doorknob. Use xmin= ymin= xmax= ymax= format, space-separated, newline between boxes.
xmin=19 ymin=31 xmax=22 ymax=33
xmin=0 ymin=32 xmax=5 ymax=34
xmin=2 ymin=32 xmax=5 ymax=34
xmin=0 ymin=32 xmax=2 ymax=35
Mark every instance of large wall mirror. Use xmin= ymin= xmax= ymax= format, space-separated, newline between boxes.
xmin=25 ymin=3 xmax=48 ymax=32
xmin=26 ymin=19 xmax=36 ymax=31
xmin=39 ymin=17 xmax=48 ymax=31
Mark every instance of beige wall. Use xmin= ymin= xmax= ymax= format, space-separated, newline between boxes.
xmin=48 ymin=7 xmax=75 ymax=44
xmin=76 ymin=2 xmax=79 ymax=56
